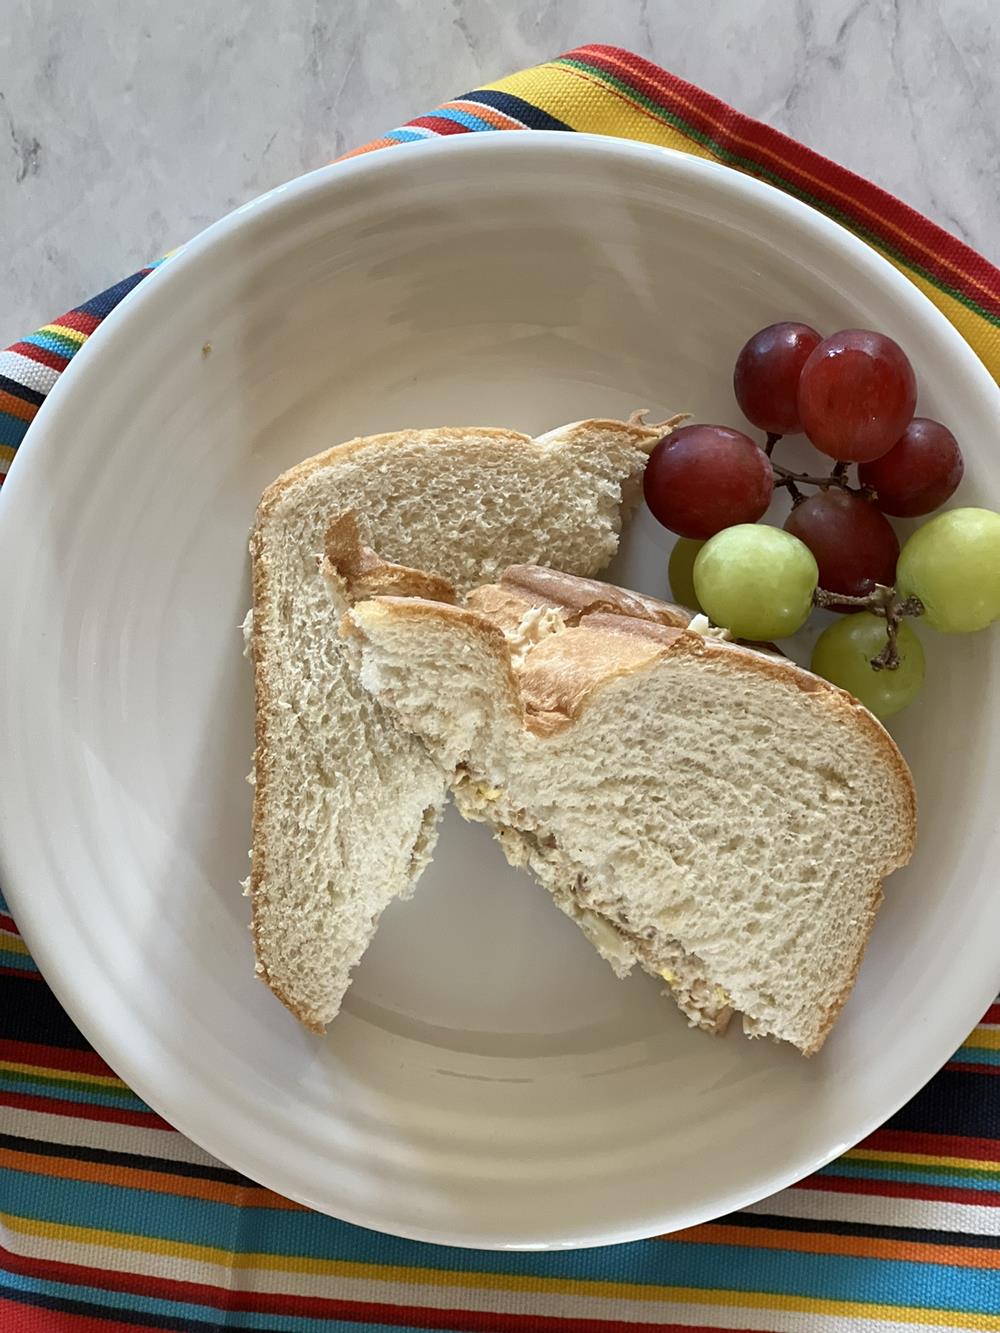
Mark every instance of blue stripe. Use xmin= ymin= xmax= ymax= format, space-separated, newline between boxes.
xmin=0 ymin=950 xmax=39 ymax=974
xmin=0 ymin=413 xmax=29 ymax=450
xmin=428 ymin=106 xmax=498 ymax=132
xmin=826 ymin=1159 xmax=1000 ymax=1192
xmin=75 ymin=268 xmax=150 ymax=319
xmin=22 ymin=330 xmax=80 ymax=358
xmin=3 ymin=1171 xmax=1000 ymax=1311
xmin=0 ymin=889 xmax=8 ymax=912
xmin=953 ymin=1044 xmax=1000 ymax=1067
xmin=0 ymin=1073 xmax=149 ymax=1112
xmin=385 ymin=127 xmax=432 ymax=143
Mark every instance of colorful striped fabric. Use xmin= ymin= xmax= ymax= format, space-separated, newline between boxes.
xmin=2 ymin=41 xmax=1000 ymax=1333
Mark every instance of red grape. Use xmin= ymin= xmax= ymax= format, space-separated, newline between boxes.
xmin=784 ymin=489 xmax=899 ymax=598
xmin=797 ymin=329 xmax=917 ymax=463
xmin=733 ymin=321 xmax=822 ymax=434
xmin=858 ymin=417 xmax=964 ymax=517
xmin=643 ymin=424 xmax=774 ymax=540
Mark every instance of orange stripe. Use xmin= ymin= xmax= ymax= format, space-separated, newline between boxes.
xmin=336 ymin=137 xmax=399 ymax=161
xmin=444 ymin=100 xmax=523 ymax=131
xmin=0 ymin=390 xmax=35 ymax=423
xmin=0 ymin=1145 xmax=302 ymax=1210
xmin=569 ymin=50 xmax=999 ymax=307
xmin=672 ymin=1222 xmax=1000 ymax=1268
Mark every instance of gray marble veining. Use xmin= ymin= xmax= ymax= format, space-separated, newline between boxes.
xmin=1 ymin=0 xmax=997 ymax=348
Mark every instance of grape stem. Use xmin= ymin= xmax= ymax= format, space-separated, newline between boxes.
xmin=762 ymin=434 xmax=920 ymax=671
xmin=772 ymin=461 xmax=861 ymax=493
xmin=813 ymin=584 xmax=924 ymax=670
xmin=763 ymin=435 xmax=872 ymax=502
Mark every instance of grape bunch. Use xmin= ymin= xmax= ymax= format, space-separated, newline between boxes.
xmin=643 ymin=322 xmax=1000 ymax=719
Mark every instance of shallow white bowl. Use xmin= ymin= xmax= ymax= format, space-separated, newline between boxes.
xmin=1 ymin=133 xmax=998 ymax=1250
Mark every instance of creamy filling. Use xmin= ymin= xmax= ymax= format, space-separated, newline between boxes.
xmin=453 ymin=768 xmax=734 ymax=1034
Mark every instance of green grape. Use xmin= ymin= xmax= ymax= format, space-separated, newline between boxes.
xmin=693 ymin=524 xmax=818 ymax=640
xmin=811 ymin=612 xmax=925 ymax=718
xmin=668 ymin=538 xmax=703 ymax=610
xmin=896 ymin=507 xmax=1000 ymax=633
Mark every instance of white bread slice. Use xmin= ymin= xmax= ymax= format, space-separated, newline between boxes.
xmin=248 ymin=418 xmax=674 ymax=1031
xmin=342 ymin=575 xmax=917 ymax=1054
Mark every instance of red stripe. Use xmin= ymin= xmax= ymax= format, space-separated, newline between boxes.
xmin=858 ymin=1128 xmax=1000 ymax=1164
xmin=801 ymin=1174 xmax=1000 ymax=1208
xmin=0 ymin=914 xmax=19 ymax=934
xmin=572 ymin=45 xmax=1000 ymax=321
xmin=0 ymin=1090 xmax=174 ymax=1132
xmin=946 ymin=1061 xmax=1000 ymax=1077
xmin=0 ymin=966 xmax=40 ymax=981
xmin=405 ymin=115 xmax=473 ymax=137
xmin=0 ymin=1299 xmax=168 ymax=1333
xmin=8 ymin=341 xmax=70 ymax=373
xmin=51 ymin=310 xmax=101 ymax=336
xmin=0 ymin=1039 xmax=119 ymax=1080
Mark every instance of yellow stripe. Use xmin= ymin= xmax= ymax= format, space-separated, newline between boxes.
xmin=41 ymin=323 xmax=87 ymax=346
xmin=0 ymin=445 xmax=16 ymax=464
xmin=0 ymin=934 xmax=30 ymax=957
xmin=0 ymin=1059 xmax=126 ymax=1090
xmin=846 ymin=1148 xmax=1000 ymax=1173
xmin=6 ymin=1214 xmax=1000 ymax=1325
xmin=673 ymin=1288 xmax=1000 ymax=1327
xmin=487 ymin=64 xmax=717 ymax=157
xmin=960 ymin=1027 xmax=1000 ymax=1052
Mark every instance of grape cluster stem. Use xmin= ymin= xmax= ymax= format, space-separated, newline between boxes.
xmin=813 ymin=585 xmax=924 ymax=670
xmin=770 ymin=461 xmax=873 ymax=506
xmin=767 ymin=433 xmax=876 ymax=507
xmin=766 ymin=433 xmax=921 ymax=670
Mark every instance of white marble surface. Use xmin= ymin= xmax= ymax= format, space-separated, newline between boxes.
xmin=2 ymin=0 xmax=998 ymax=348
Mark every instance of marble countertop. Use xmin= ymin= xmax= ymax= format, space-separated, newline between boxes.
xmin=2 ymin=0 xmax=998 ymax=348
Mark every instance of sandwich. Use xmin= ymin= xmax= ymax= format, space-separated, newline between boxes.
xmin=340 ymin=552 xmax=917 ymax=1054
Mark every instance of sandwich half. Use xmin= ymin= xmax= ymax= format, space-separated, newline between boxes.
xmin=247 ymin=417 xmax=675 ymax=1030
xmin=341 ymin=560 xmax=917 ymax=1054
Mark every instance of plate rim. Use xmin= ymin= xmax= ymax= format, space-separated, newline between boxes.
xmin=1 ymin=130 xmax=999 ymax=1250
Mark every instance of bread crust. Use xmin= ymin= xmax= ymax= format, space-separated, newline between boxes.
xmin=468 ymin=565 xmax=692 ymax=632
xmin=324 ymin=511 xmax=459 ymax=604
xmin=255 ymin=420 xmax=665 ymax=525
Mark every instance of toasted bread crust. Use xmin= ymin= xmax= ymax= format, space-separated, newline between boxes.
xmin=467 ymin=565 xmax=692 ymax=633
xmin=324 ymin=512 xmax=459 ymax=604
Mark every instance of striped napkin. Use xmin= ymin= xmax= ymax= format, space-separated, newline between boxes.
xmin=2 ymin=44 xmax=999 ymax=1333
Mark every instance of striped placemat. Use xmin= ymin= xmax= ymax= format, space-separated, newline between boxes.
xmin=2 ymin=43 xmax=1000 ymax=1333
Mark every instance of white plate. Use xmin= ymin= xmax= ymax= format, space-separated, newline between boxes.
xmin=1 ymin=134 xmax=998 ymax=1250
